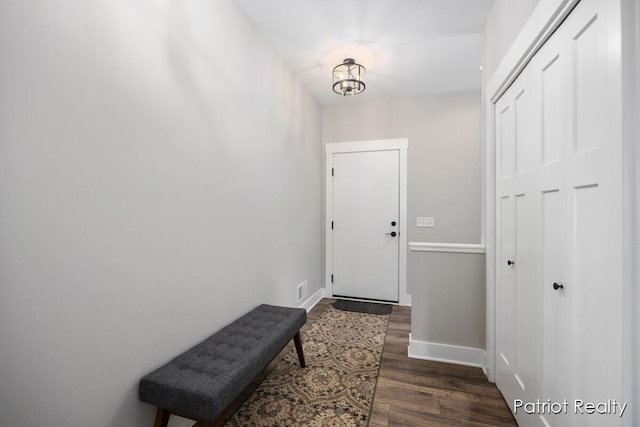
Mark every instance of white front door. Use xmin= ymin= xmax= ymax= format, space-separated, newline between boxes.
xmin=331 ymin=149 xmax=400 ymax=302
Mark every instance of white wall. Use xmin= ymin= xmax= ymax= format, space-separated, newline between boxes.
xmin=630 ymin=47 xmax=640 ymax=427
xmin=481 ymin=0 xmax=541 ymax=86
xmin=323 ymin=92 xmax=484 ymax=351
xmin=623 ymin=0 xmax=640 ymax=423
xmin=0 ymin=1 xmax=322 ymax=426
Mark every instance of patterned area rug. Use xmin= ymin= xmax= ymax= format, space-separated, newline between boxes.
xmin=224 ymin=306 xmax=390 ymax=427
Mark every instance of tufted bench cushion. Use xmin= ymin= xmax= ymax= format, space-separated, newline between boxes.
xmin=139 ymin=304 xmax=306 ymax=426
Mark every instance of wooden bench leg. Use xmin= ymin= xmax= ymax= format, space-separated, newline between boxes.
xmin=202 ymin=418 xmax=222 ymax=427
xmin=293 ymin=331 xmax=306 ymax=368
xmin=154 ymin=408 xmax=170 ymax=427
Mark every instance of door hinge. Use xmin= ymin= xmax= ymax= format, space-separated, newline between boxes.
xmin=332 ymin=168 xmax=334 ymax=176
xmin=331 ymin=274 xmax=334 ymax=283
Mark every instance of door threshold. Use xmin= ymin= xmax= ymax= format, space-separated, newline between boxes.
xmin=333 ymin=295 xmax=399 ymax=304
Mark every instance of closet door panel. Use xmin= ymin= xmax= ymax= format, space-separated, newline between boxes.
xmin=565 ymin=184 xmax=620 ymax=427
xmin=496 ymin=72 xmax=540 ymax=425
xmin=541 ymin=53 xmax=565 ymax=167
xmin=540 ymin=189 xmax=568 ymax=427
xmin=499 ymin=104 xmax=515 ymax=184
xmin=572 ymin=12 xmax=601 ymax=156
xmin=498 ymin=195 xmax=516 ymax=369
xmin=565 ymin=0 xmax=623 ymax=418
xmin=513 ymin=84 xmax=538 ymax=403
xmin=514 ymin=189 xmax=537 ymax=395
xmin=536 ymin=22 xmax=571 ymax=427
xmin=496 ymin=94 xmax=517 ymax=393
xmin=572 ymin=186 xmax=609 ymax=397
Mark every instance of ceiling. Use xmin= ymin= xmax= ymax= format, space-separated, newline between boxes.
xmin=232 ymin=0 xmax=494 ymax=106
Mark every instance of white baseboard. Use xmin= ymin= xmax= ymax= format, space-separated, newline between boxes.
xmin=401 ymin=294 xmax=411 ymax=306
xmin=298 ymin=287 xmax=324 ymax=312
xmin=408 ymin=334 xmax=486 ymax=370
xmin=481 ymin=350 xmax=490 ymax=378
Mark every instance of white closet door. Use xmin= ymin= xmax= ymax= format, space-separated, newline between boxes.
xmin=558 ymin=0 xmax=623 ymax=424
xmin=494 ymin=0 xmax=624 ymax=426
xmin=495 ymin=68 xmax=539 ymax=424
xmin=533 ymin=24 xmax=571 ymax=427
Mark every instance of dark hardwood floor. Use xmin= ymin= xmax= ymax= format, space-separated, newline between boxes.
xmin=216 ymin=298 xmax=517 ymax=426
xmin=366 ymin=300 xmax=517 ymax=427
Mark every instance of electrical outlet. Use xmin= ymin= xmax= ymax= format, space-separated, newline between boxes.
xmin=417 ymin=217 xmax=435 ymax=228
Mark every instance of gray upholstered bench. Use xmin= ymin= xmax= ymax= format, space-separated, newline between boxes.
xmin=139 ymin=304 xmax=307 ymax=427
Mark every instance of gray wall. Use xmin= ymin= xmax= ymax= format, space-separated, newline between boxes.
xmin=323 ymin=92 xmax=484 ymax=349
xmin=0 ymin=1 xmax=322 ymax=426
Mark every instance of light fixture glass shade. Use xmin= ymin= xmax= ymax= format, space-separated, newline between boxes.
xmin=332 ymin=58 xmax=366 ymax=96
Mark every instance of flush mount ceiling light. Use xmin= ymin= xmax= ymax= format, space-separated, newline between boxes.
xmin=332 ymin=58 xmax=366 ymax=96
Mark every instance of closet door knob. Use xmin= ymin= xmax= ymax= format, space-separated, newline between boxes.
xmin=507 ymin=260 xmax=515 ymax=266
xmin=553 ymin=282 xmax=564 ymax=290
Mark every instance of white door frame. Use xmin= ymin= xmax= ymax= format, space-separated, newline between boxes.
xmin=325 ymin=139 xmax=409 ymax=305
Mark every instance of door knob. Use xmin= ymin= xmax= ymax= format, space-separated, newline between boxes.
xmin=553 ymin=282 xmax=564 ymax=290
xmin=507 ymin=260 xmax=515 ymax=266
xmin=385 ymin=231 xmax=397 ymax=237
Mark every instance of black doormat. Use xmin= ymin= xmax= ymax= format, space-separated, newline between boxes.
xmin=333 ymin=299 xmax=393 ymax=315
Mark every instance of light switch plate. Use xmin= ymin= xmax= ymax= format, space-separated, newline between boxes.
xmin=417 ymin=217 xmax=435 ymax=228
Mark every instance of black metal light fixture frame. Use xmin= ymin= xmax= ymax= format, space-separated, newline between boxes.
xmin=332 ymin=58 xmax=366 ymax=96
